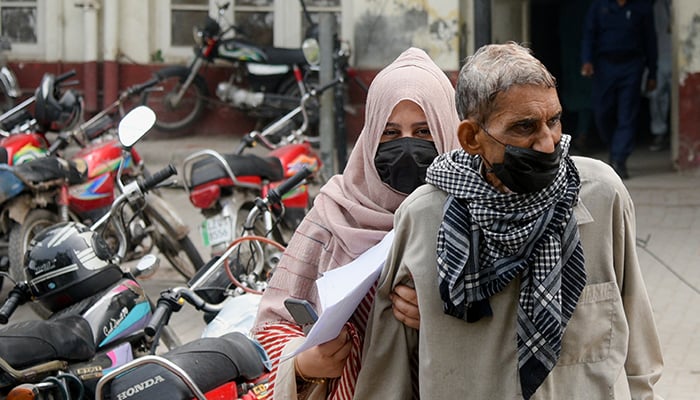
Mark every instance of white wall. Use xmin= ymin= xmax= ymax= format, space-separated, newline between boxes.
xmin=675 ymin=0 xmax=700 ymax=83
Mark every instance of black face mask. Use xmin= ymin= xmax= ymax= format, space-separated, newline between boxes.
xmin=374 ymin=137 xmax=439 ymax=194
xmin=481 ymin=127 xmax=562 ymax=193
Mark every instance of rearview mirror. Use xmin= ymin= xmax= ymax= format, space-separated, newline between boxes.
xmin=118 ymin=106 xmax=156 ymax=148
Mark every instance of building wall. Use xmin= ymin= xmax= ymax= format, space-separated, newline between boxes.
xmin=6 ymin=0 xmax=698 ymax=170
xmin=675 ymin=0 xmax=700 ymax=169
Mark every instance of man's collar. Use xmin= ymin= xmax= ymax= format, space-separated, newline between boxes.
xmin=573 ymin=197 xmax=594 ymax=225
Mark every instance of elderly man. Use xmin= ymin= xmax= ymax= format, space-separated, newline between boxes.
xmin=354 ymin=42 xmax=663 ymax=400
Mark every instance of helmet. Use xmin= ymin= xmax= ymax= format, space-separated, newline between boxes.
xmin=34 ymin=73 xmax=82 ymax=132
xmin=25 ymin=222 xmax=122 ymax=313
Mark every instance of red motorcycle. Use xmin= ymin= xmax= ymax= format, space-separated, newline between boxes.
xmin=181 ymin=77 xmax=335 ymax=259
xmin=0 ymin=70 xmax=80 ymax=165
xmin=93 ymin=168 xmax=316 ymax=400
xmin=0 ymin=78 xmax=204 ymax=313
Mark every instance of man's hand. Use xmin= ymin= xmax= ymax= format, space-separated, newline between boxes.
xmin=294 ymin=326 xmax=353 ymax=379
xmin=391 ymin=284 xmax=420 ymax=329
xmin=581 ymin=62 xmax=594 ymax=77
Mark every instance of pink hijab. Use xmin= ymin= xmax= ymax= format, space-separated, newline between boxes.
xmin=254 ymin=47 xmax=460 ymax=326
xmin=314 ymin=47 xmax=460 ymax=258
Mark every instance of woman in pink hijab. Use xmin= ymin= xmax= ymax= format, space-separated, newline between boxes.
xmin=252 ymin=47 xmax=460 ymax=399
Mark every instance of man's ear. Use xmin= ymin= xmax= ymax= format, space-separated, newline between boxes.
xmin=457 ymin=119 xmax=482 ymax=155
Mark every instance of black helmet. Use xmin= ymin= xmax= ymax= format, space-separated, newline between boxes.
xmin=34 ymin=73 xmax=82 ymax=132
xmin=25 ymin=222 xmax=122 ymax=313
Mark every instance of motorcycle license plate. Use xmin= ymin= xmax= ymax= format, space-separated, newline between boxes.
xmin=201 ymin=215 xmax=232 ymax=247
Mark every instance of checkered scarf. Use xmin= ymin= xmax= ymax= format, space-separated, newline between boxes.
xmin=425 ymin=135 xmax=586 ymax=399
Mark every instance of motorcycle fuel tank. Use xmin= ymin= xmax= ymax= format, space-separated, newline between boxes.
xmin=81 ymin=278 xmax=152 ymax=349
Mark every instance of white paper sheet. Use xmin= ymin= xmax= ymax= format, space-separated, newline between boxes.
xmin=280 ymin=230 xmax=395 ymax=361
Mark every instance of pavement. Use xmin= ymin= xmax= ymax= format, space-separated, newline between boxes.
xmin=2 ymin=132 xmax=699 ymax=399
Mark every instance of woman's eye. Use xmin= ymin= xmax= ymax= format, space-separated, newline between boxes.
xmin=415 ymin=128 xmax=432 ymax=137
xmin=382 ymin=129 xmax=400 ymax=136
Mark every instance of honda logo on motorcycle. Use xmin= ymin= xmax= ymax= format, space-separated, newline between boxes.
xmin=116 ymin=375 xmax=165 ymax=400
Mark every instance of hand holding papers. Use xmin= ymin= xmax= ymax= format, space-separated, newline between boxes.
xmin=282 ymin=230 xmax=395 ymax=360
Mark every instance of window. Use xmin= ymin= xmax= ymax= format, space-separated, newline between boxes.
xmin=1 ymin=0 xmax=37 ymax=44
xmin=170 ymin=0 xmax=209 ymax=47
xmin=166 ymin=0 xmax=343 ymax=51
xmin=234 ymin=0 xmax=274 ymax=47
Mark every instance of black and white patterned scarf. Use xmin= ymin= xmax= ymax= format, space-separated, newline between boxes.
xmin=425 ymin=135 xmax=586 ymax=400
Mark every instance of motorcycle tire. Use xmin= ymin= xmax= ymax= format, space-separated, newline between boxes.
xmin=142 ymin=198 xmax=204 ymax=280
xmin=8 ymin=208 xmax=59 ymax=319
xmin=146 ymin=66 xmax=209 ymax=133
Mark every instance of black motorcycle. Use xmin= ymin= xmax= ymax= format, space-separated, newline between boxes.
xmin=144 ymin=0 xmax=322 ymax=133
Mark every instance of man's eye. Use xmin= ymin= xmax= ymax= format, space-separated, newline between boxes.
xmin=512 ymin=123 xmax=535 ymax=135
xmin=548 ymin=116 xmax=562 ymax=128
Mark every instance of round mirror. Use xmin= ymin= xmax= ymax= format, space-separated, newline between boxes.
xmin=118 ymin=106 xmax=156 ymax=148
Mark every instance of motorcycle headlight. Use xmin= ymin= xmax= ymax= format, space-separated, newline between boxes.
xmin=192 ymin=27 xmax=204 ymax=47
xmin=302 ymin=38 xmax=320 ymax=66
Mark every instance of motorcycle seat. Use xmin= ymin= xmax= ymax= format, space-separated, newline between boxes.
xmin=259 ymin=47 xmax=307 ymax=66
xmin=13 ymin=156 xmax=88 ymax=186
xmin=104 ymin=332 xmax=267 ymax=398
xmin=0 ymin=315 xmax=96 ymax=370
xmin=189 ymin=153 xmax=284 ymax=188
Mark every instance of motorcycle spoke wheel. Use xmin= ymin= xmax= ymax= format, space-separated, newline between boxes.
xmin=222 ymin=235 xmax=286 ymax=295
xmin=145 ymin=67 xmax=208 ymax=133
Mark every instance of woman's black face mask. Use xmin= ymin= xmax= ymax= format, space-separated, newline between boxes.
xmin=374 ymin=137 xmax=438 ymax=194
xmin=481 ymin=126 xmax=562 ymax=193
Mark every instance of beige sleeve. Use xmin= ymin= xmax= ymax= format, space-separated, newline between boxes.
xmin=353 ymin=201 xmax=419 ymax=399
xmin=617 ymin=194 xmax=665 ymax=399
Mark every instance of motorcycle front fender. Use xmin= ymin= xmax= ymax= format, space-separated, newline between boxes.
xmin=0 ymin=66 xmax=20 ymax=98
xmin=143 ymin=193 xmax=189 ymax=240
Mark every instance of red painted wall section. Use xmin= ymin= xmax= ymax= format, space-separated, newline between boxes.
xmin=678 ymin=72 xmax=700 ymax=170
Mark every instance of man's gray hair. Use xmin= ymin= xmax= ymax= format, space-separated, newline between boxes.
xmin=455 ymin=42 xmax=556 ymax=122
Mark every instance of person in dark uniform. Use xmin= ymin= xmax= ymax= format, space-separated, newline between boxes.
xmin=581 ymin=0 xmax=657 ymax=179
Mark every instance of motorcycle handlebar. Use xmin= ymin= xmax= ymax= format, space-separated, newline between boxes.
xmin=144 ymin=299 xmax=173 ymax=338
xmin=125 ymin=78 xmax=160 ymax=97
xmin=266 ymin=166 xmax=312 ymax=206
xmin=55 ymin=70 xmax=77 ymax=85
xmin=0 ymin=285 xmax=27 ymax=324
xmin=139 ymin=164 xmax=177 ymax=192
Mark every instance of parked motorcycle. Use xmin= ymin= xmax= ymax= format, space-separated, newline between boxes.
xmin=0 ymin=70 xmax=79 ymax=165
xmin=93 ymin=167 xmax=314 ymax=400
xmin=180 ymin=74 xmax=341 ymax=259
xmin=0 ymin=109 xmax=182 ymax=399
xmin=144 ymin=0 xmax=325 ymax=133
xmin=0 ymin=36 xmax=20 ymax=114
xmin=94 ymin=332 xmax=268 ymax=400
xmin=0 ymin=100 xmax=204 ymax=316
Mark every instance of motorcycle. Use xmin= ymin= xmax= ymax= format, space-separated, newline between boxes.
xmin=144 ymin=0 xmax=325 ymax=133
xmin=0 ymin=108 xmax=182 ymax=399
xmin=93 ymin=167 xmax=315 ymax=400
xmin=180 ymin=74 xmax=341 ymax=259
xmin=0 ymin=70 xmax=80 ymax=165
xmin=0 ymin=36 xmax=19 ymax=114
xmin=0 ymin=91 xmax=204 ymax=316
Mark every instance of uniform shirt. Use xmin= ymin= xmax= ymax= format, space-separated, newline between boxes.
xmin=354 ymin=156 xmax=664 ymax=400
xmin=582 ymin=0 xmax=658 ymax=78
